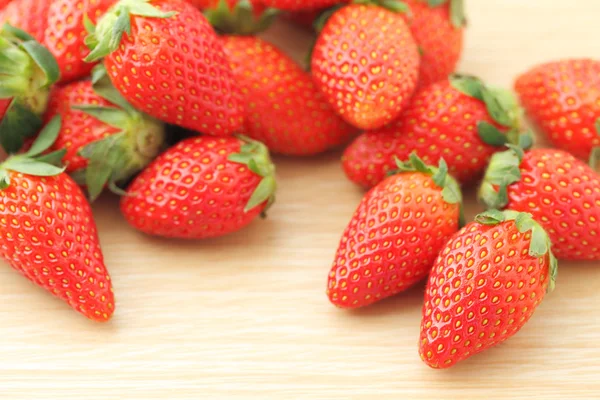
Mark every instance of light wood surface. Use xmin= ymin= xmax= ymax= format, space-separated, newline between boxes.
xmin=2 ymin=1 xmax=600 ymax=399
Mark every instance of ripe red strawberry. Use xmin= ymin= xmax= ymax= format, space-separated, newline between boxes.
xmin=480 ymin=147 xmax=600 ymax=261
xmin=223 ymin=36 xmax=355 ymax=155
xmin=121 ymin=136 xmax=276 ymax=239
xmin=515 ymin=59 xmax=600 ymax=160
xmin=0 ymin=0 xmax=116 ymax=83
xmin=311 ymin=3 xmax=420 ymax=130
xmin=0 ymin=24 xmax=59 ymax=153
xmin=85 ymin=0 xmax=243 ymax=136
xmin=260 ymin=0 xmax=348 ymax=11
xmin=44 ymin=65 xmax=166 ymax=200
xmin=420 ymin=210 xmax=557 ymax=368
xmin=343 ymin=75 xmax=525 ymax=188
xmin=327 ymin=154 xmax=462 ymax=309
xmin=402 ymin=0 xmax=465 ymax=87
xmin=0 ymin=117 xmax=115 ymax=321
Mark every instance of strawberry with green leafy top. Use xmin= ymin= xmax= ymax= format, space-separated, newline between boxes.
xmin=0 ymin=117 xmax=115 ymax=322
xmin=343 ymin=75 xmax=526 ymax=188
xmin=44 ymin=65 xmax=166 ymax=200
xmin=85 ymin=0 xmax=243 ymax=136
xmin=121 ymin=136 xmax=276 ymax=239
xmin=311 ymin=1 xmax=420 ymax=130
xmin=515 ymin=59 xmax=600 ymax=160
xmin=420 ymin=210 xmax=557 ymax=368
xmin=328 ymin=154 xmax=462 ymax=309
xmin=0 ymin=24 xmax=59 ymax=153
xmin=480 ymin=146 xmax=600 ymax=261
xmin=0 ymin=0 xmax=117 ymax=83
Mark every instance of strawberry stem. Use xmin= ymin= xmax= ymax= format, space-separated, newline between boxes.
xmin=204 ymin=0 xmax=279 ymax=35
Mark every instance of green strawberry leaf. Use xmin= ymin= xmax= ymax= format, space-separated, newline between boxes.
xmin=85 ymin=0 xmax=177 ymax=62
xmin=205 ymin=0 xmax=279 ymax=35
xmin=595 ymin=117 xmax=600 ymax=135
xmin=480 ymin=86 xmax=514 ymax=127
xmin=477 ymin=121 xmax=508 ymax=146
xmin=83 ymin=133 xmax=125 ymax=201
xmin=72 ymin=105 xmax=131 ymax=128
xmin=478 ymin=147 xmax=523 ymax=210
xmin=529 ymin=225 xmax=549 ymax=257
xmin=25 ymin=116 xmax=62 ymax=157
xmin=379 ymin=0 xmax=410 ymax=13
xmin=449 ymin=74 xmax=484 ymax=100
xmin=35 ymin=148 xmax=67 ymax=166
xmin=20 ymin=40 xmax=60 ymax=87
xmin=0 ymin=170 xmax=9 ymax=189
xmin=0 ymin=100 xmax=43 ymax=154
xmin=228 ymin=136 xmax=277 ymax=213
xmin=518 ymin=130 xmax=535 ymax=150
xmin=475 ymin=209 xmax=506 ymax=225
xmin=431 ymin=158 xmax=448 ymax=187
xmin=427 ymin=0 xmax=447 ymax=6
xmin=514 ymin=211 xmax=535 ymax=233
xmin=245 ymin=175 xmax=276 ymax=212
xmin=449 ymin=0 xmax=467 ymax=27
xmin=1 ymin=23 xmax=35 ymax=41
xmin=590 ymin=148 xmax=600 ymax=170
xmin=6 ymin=158 xmax=65 ymax=176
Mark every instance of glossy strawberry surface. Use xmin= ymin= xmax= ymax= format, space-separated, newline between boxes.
xmin=420 ymin=217 xmax=551 ymax=368
xmin=403 ymin=0 xmax=463 ymax=87
xmin=104 ymin=0 xmax=243 ymax=136
xmin=45 ymin=81 xmax=120 ymax=172
xmin=515 ymin=59 xmax=600 ymax=159
xmin=223 ymin=36 xmax=355 ymax=156
xmin=343 ymin=80 xmax=504 ymax=188
xmin=0 ymin=172 xmax=114 ymax=321
xmin=121 ymin=136 xmax=269 ymax=239
xmin=327 ymin=171 xmax=460 ymax=308
xmin=504 ymin=149 xmax=600 ymax=260
xmin=0 ymin=0 xmax=49 ymax=42
xmin=311 ymin=4 xmax=420 ymax=130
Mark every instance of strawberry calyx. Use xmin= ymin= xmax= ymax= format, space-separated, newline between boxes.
xmin=204 ymin=0 xmax=279 ymax=35
xmin=426 ymin=0 xmax=466 ymax=28
xmin=72 ymin=65 xmax=166 ymax=201
xmin=0 ymin=24 xmax=60 ymax=153
xmin=0 ymin=116 xmax=66 ymax=188
xmin=391 ymin=152 xmax=462 ymax=205
xmin=84 ymin=0 xmax=177 ymax=62
xmin=228 ymin=136 xmax=276 ymax=213
xmin=475 ymin=209 xmax=558 ymax=293
xmin=478 ymin=145 xmax=524 ymax=210
xmin=450 ymin=74 xmax=529 ymax=149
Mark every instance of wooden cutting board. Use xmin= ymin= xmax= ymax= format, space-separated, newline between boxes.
xmin=1 ymin=1 xmax=600 ymax=398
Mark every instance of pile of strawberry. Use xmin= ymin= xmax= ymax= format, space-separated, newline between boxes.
xmin=0 ymin=0 xmax=598 ymax=370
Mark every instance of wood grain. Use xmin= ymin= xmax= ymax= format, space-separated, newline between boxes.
xmin=1 ymin=1 xmax=600 ymax=399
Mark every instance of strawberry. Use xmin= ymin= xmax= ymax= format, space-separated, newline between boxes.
xmin=419 ymin=210 xmax=557 ymax=368
xmin=260 ymin=0 xmax=348 ymax=11
xmin=402 ymin=0 xmax=465 ymax=87
xmin=327 ymin=154 xmax=462 ymax=309
xmin=282 ymin=9 xmax=322 ymax=30
xmin=0 ymin=0 xmax=116 ymax=83
xmin=85 ymin=0 xmax=243 ymax=136
xmin=343 ymin=75 xmax=525 ymax=188
xmin=0 ymin=24 xmax=59 ymax=153
xmin=479 ymin=147 xmax=600 ymax=261
xmin=311 ymin=2 xmax=420 ymax=130
xmin=121 ymin=136 xmax=276 ymax=239
xmin=515 ymin=59 xmax=600 ymax=160
xmin=44 ymin=65 xmax=166 ymax=200
xmin=222 ymin=36 xmax=355 ymax=155
xmin=0 ymin=117 xmax=115 ymax=321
